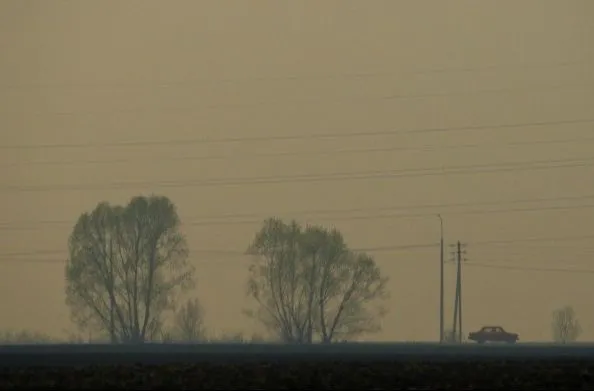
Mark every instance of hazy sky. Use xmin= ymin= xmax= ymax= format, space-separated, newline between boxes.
xmin=1 ymin=0 xmax=593 ymax=341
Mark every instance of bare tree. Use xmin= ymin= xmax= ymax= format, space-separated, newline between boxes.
xmin=0 ymin=330 xmax=55 ymax=344
xmin=211 ymin=331 xmax=265 ymax=343
xmin=443 ymin=328 xmax=457 ymax=343
xmin=245 ymin=218 xmax=388 ymax=343
xmin=552 ymin=305 xmax=582 ymax=343
xmin=216 ymin=331 xmax=248 ymax=342
xmin=442 ymin=328 xmax=465 ymax=343
xmin=172 ymin=298 xmax=205 ymax=341
xmin=65 ymin=195 xmax=194 ymax=343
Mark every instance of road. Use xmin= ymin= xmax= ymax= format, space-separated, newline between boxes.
xmin=1 ymin=342 xmax=594 ymax=367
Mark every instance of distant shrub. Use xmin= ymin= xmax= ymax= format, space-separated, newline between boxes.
xmin=0 ymin=330 xmax=56 ymax=344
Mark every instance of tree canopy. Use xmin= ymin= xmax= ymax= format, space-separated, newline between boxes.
xmin=171 ymin=298 xmax=205 ymax=342
xmin=245 ymin=218 xmax=388 ymax=343
xmin=65 ymin=195 xmax=194 ymax=343
xmin=551 ymin=305 xmax=581 ymax=343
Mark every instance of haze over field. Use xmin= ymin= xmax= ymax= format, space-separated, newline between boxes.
xmin=1 ymin=1 xmax=593 ymax=342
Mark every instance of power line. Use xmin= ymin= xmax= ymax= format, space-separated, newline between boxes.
xmin=0 ymin=243 xmax=438 ymax=261
xmin=1 ymin=248 xmax=250 ymax=259
xmin=470 ymin=234 xmax=594 ymax=246
xmin=7 ymin=134 xmax=594 ymax=169
xmin=3 ymin=82 xmax=591 ymax=118
xmin=5 ymin=233 xmax=594 ymax=261
xmin=466 ymin=262 xmax=594 ymax=274
xmin=1 ymin=59 xmax=587 ymax=89
xmin=3 ymin=202 xmax=594 ymax=231
xmin=3 ymin=254 xmax=593 ymax=276
xmin=2 ymin=118 xmax=593 ymax=150
xmin=472 ymin=245 xmax=594 ymax=253
xmin=2 ymin=155 xmax=593 ymax=192
xmin=3 ymin=192 xmax=594 ymax=229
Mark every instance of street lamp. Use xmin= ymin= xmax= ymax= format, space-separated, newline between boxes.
xmin=438 ymin=214 xmax=444 ymax=343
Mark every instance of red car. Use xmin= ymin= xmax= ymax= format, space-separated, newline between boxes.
xmin=468 ymin=326 xmax=519 ymax=344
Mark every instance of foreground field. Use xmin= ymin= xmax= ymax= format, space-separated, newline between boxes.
xmin=0 ymin=343 xmax=592 ymax=389
xmin=1 ymin=342 xmax=594 ymax=366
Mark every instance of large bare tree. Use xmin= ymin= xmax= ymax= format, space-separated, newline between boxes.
xmin=172 ymin=298 xmax=205 ymax=341
xmin=245 ymin=218 xmax=388 ymax=343
xmin=551 ymin=305 xmax=582 ymax=343
xmin=65 ymin=195 xmax=194 ymax=343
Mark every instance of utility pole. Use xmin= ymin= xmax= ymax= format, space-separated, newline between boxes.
xmin=450 ymin=241 xmax=466 ymax=343
xmin=456 ymin=241 xmax=463 ymax=343
xmin=438 ymin=215 xmax=444 ymax=343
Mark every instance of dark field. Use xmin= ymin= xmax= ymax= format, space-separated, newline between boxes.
xmin=1 ymin=360 xmax=593 ymax=389
xmin=1 ymin=343 xmax=593 ymax=389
